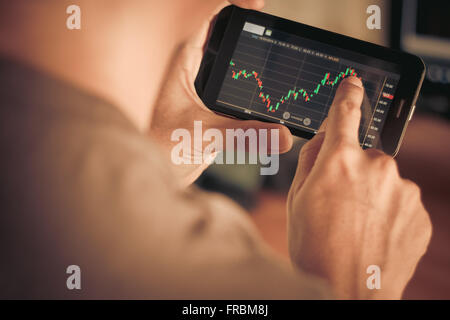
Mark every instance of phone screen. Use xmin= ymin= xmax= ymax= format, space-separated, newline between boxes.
xmin=215 ymin=21 xmax=401 ymax=148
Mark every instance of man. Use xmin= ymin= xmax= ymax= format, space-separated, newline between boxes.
xmin=0 ymin=0 xmax=431 ymax=299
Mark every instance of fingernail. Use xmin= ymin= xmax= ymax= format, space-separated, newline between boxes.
xmin=342 ymin=76 xmax=363 ymax=88
xmin=204 ymin=151 xmax=218 ymax=165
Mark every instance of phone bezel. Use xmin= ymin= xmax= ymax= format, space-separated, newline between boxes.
xmin=197 ymin=5 xmax=425 ymax=156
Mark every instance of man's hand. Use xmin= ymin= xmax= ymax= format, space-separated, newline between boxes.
xmin=149 ymin=0 xmax=293 ymax=187
xmin=287 ymin=76 xmax=432 ymax=299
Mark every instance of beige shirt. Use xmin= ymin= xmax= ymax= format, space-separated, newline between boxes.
xmin=0 ymin=57 xmax=330 ymax=299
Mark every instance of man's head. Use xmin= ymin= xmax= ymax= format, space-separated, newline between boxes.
xmin=0 ymin=0 xmax=263 ymax=130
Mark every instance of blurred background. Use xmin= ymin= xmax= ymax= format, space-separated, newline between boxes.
xmin=196 ymin=0 xmax=450 ymax=299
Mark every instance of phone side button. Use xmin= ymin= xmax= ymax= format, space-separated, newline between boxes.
xmin=408 ymin=105 xmax=416 ymax=122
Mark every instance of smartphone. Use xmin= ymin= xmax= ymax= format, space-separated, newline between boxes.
xmin=195 ymin=5 xmax=426 ymax=156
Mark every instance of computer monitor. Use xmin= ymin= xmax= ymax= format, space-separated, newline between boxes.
xmin=391 ymin=0 xmax=450 ymax=119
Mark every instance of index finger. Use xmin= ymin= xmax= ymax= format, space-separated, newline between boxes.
xmin=322 ymin=76 xmax=364 ymax=152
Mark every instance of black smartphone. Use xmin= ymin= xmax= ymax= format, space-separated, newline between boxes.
xmin=195 ymin=5 xmax=426 ymax=156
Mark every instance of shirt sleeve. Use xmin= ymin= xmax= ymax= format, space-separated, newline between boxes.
xmin=0 ymin=120 xmax=332 ymax=299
